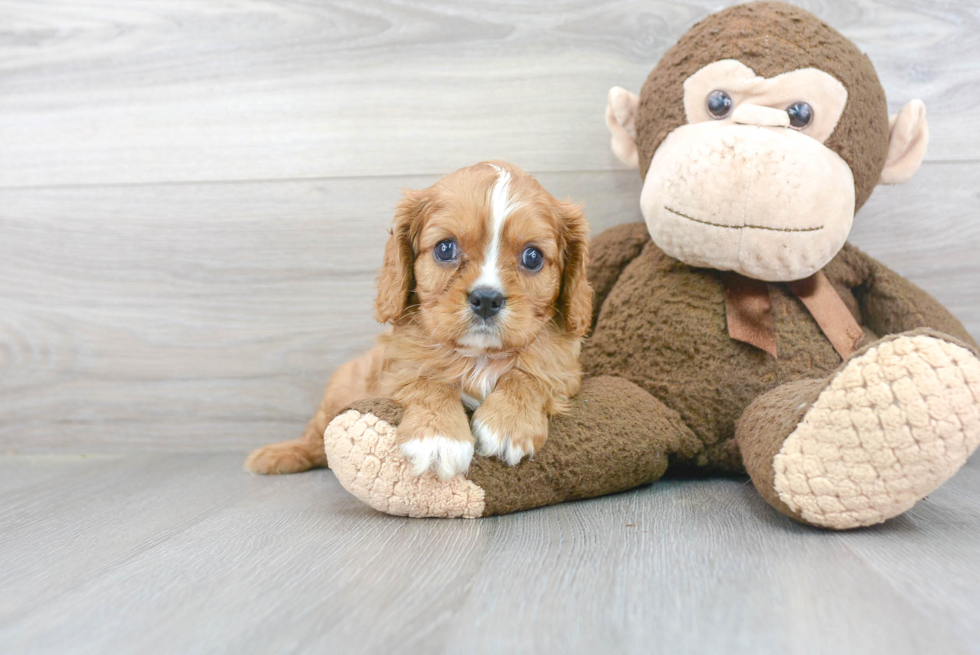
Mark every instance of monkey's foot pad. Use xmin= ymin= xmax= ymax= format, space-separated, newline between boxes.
xmin=324 ymin=409 xmax=486 ymax=518
xmin=774 ymin=334 xmax=980 ymax=529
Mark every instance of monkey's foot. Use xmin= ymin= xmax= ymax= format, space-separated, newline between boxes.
xmin=774 ymin=333 xmax=980 ymax=529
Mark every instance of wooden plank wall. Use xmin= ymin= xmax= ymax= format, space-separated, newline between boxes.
xmin=1 ymin=0 xmax=978 ymax=452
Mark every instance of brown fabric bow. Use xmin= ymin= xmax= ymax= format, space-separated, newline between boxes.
xmin=722 ymin=270 xmax=864 ymax=360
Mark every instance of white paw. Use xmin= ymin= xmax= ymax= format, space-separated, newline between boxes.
xmin=472 ymin=420 xmax=531 ymax=466
xmin=399 ymin=436 xmax=474 ymax=481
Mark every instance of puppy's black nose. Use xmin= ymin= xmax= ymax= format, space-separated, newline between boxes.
xmin=468 ymin=288 xmax=505 ymax=320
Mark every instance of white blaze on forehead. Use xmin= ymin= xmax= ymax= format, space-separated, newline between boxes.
xmin=473 ymin=165 xmax=519 ymax=291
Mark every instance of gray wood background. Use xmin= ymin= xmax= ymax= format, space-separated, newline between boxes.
xmin=0 ymin=452 xmax=978 ymax=655
xmin=3 ymin=4 xmax=980 ymax=655
xmin=1 ymin=0 xmax=979 ymax=453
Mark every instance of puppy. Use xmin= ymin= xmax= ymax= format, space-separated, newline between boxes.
xmin=245 ymin=161 xmax=592 ymax=479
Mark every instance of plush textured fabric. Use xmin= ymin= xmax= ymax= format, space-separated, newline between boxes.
xmin=772 ymin=332 xmax=980 ymax=529
xmin=586 ymin=227 xmax=843 ymax=472
xmin=326 ymin=377 xmax=702 ymax=517
xmin=881 ymin=100 xmax=929 ymax=184
xmin=585 ymin=222 xmax=652 ymax=333
xmin=635 ymin=1 xmax=889 ymax=212
xmin=786 ymin=270 xmax=865 ymax=359
xmin=682 ymin=61 xmax=849 ymax=145
xmin=318 ymin=2 xmax=980 ymax=529
xmin=722 ymin=273 xmax=779 ymax=357
xmin=736 ymin=379 xmax=826 ymax=522
xmin=321 ymin=223 xmax=978 ymax=526
xmin=469 ymin=376 xmax=700 ymax=516
xmin=324 ymin=403 xmax=485 ymax=518
xmin=582 ymin=225 xmax=977 ymax=473
xmin=321 ymin=220 xmax=980 ymax=526
xmin=640 ymin=119 xmax=856 ymax=281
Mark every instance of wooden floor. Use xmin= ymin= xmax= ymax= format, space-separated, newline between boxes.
xmin=1 ymin=453 xmax=979 ymax=655
xmin=2 ymin=1 xmax=980 ymax=653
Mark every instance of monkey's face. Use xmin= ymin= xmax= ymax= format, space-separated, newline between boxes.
xmin=639 ymin=60 xmax=854 ymax=281
xmin=604 ymin=2 xmax=929 ymax=283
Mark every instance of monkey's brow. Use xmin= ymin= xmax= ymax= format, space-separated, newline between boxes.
xmin=664 ymin=206 xmax=823 ymax=233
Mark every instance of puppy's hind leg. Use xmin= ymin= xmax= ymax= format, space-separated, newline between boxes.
xmin=245 ymin=408 xmax=331 ymax=475
xmin=245 ymin=346 xmax=385 ymax=475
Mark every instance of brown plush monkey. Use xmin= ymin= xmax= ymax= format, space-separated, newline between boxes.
xmin=315 ymin=2 xmax=980 ymax=529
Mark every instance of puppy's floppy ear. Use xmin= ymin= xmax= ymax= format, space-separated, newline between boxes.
xmin=555 ymin=200 xmax=593 ymax=337
xmin=375 ymin=188 xmax=428 ymax=324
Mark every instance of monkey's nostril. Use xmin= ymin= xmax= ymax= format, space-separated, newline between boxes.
xmin=468 ymin=288 xmax=506 ymax=320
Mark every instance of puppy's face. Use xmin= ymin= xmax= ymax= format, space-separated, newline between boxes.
xmin=375 ymin=162 xmax=592 ymax=351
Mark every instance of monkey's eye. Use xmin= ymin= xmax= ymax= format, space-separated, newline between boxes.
xmin=434 ymin=239 xmax=458 ymax=263
xmin=787 ymin=102 xmax=813 ymax=129
xmin=706 ymin=90 xmax=733 ymax=119
xmin=521 ymin=246 xmax=544 ymax=272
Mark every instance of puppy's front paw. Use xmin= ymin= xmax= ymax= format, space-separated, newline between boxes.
xmin=472 ymin=398 xmax=547 ymax=466
xmin=399 ymin=436 xmax=474 ymax=481
xmin=396 ymin=404 xmax=475 ymax=480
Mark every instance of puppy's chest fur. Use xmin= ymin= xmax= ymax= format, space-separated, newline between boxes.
xmin=457 ymin=355 xmax=514 ymax=410
xmin=456 ymin=353 xmax=514 ymax=410
xmin=376 ymin=326 xmax=520 ymax=409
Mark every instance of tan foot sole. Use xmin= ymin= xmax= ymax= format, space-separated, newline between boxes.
xmin=324 ymin=410 xmax=486 ymax=518
xmin=774 ymin=334 xmax=980 ymax=529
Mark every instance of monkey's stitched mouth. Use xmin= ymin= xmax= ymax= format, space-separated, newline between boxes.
xmin=664 ymin=206 xmax=823 ymax=233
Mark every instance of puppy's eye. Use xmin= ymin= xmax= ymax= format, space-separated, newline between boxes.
xmin=787 ymin=102 xmax=813 ymax=129
xmin=521 ymin=246 xmax=544 ymax=272
xmin=433 ymin=239 xmax=458 ymax=263
xmin=706 ymin=90 xmax=733 ymax=119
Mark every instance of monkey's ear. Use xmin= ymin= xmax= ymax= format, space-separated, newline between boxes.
xmin=880 ymin=100 xmax=929 ymax=185
xmin=605 ymin=87 xmax=640 ymax=169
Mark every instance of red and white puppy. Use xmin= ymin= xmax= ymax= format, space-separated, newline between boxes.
xmin=245 ymin=161 xmax=592 ymax=479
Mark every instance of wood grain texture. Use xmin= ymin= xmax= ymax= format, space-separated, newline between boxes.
xmin=2 ymin=3 xmax=979 ymax=653
xmin=0 ymin=170 xmax=641 ymax=451
xmin=1 ymin=165 xmax=977 ymax=452
xmin=0 ymin=0 xmax=978 ymax=454
xmin=0 ymin=452 xmax=978 ymax=654
xmin=0 ymin=0 xmax=979 ymax=187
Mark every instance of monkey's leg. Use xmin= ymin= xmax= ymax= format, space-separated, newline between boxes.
xmin=245 ymin=345 xmax=386 ymax=475
xmin=737 ymin=331 xmax=980 ymax=529
xmin=323 ymin=376 xmax=700 ymax=517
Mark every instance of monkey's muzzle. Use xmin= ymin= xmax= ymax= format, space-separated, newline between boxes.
xmin=640 ymin=122 xmax=856 ymax=282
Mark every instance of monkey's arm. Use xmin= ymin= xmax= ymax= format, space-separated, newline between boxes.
xmin=844 ymin=245 xmax=977 ymax=349
xmin=324 ymin=376 xmax=703 ymax=517
xmin=586 ymin=222 xmax=651 ymax=331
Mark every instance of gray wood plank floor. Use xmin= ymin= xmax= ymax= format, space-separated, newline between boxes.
xmin=2 ymin=1 xmax=980 ymax=653
xmin=1 ymin=453 xmax=979 ymax=655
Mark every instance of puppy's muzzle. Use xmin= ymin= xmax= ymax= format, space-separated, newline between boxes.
xmin=468 ymin=287 xmax=505 ymax=320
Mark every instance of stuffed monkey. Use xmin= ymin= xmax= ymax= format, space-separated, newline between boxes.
xmin=313 ymin=2 xmax=980 ymax=529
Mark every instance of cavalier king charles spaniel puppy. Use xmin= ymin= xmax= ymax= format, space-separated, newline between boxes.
xmin=246 ymin=161 xmax=592 ymax=480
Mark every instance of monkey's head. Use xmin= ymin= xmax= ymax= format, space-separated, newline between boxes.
xmin=606 ymin=2 xmax=928 ymax=282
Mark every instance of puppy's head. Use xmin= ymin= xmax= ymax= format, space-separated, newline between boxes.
xmin=375 ymin=161 xmax=592 ymax=351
